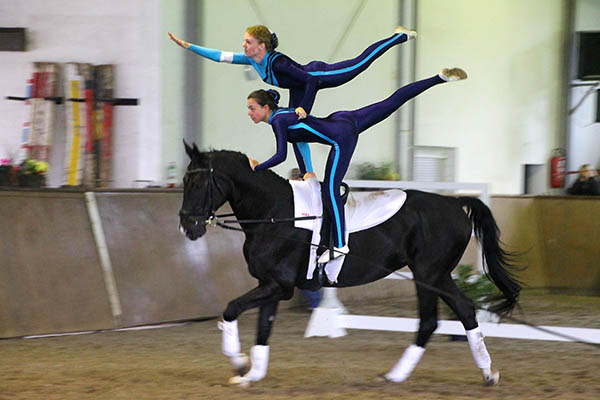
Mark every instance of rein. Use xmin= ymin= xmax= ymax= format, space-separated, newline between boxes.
xmin=183 ymin=162 xmax=321 ymax=227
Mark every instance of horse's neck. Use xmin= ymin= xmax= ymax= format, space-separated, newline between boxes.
xmin=227 ymin=169 xmax=289 ymax=220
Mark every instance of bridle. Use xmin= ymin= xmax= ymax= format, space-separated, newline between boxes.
xmin=179 ymin=159 xmax=227 ymax=227
xmin=180 ymin=158 xmax=321 ymax=228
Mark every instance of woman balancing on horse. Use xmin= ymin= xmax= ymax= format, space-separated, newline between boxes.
xmin=246 ymin=68 xmax=468 ymax=263
xmin=168 ymin=24 xmax=416 ymax=120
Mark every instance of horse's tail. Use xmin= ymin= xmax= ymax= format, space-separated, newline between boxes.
xmin=458 ymin=197 xmax=522 ymax=318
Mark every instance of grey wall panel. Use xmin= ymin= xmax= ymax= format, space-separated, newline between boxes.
xmin=94 ymin=192 xmax=256 ymax=326
xmin=0 ymin=191 xmax=113 ymax=338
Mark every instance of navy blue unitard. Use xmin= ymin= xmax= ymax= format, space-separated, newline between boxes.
xmin=254 ymin=74 xmax=446 ymax=248
xmin=189 ymin=32 xmax=408 ymax=113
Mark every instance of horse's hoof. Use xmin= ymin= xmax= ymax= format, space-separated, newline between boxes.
xmin=484 ymin=369 xmax=501 ymax=386
xmin=374 ymin=373 xmax=398 ymax=384
xmin=228 ymin=375 xmax=251 ymax=388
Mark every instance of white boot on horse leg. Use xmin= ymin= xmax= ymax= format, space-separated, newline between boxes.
xmin=218 ymin=320 xmax=249 ymax=376
xmin=466 ymin=327 xmax=500 ymax=386
xmin=384 ymin=344 xmax=425 ymax=382
xmin=229 ymin=345 xmax=270 ymax=387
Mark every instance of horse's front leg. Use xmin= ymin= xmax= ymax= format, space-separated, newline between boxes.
xmin=228 ymin=301 xmax=279 ymax=386
xmin=219 ymin=281 xmax=287 ymax=386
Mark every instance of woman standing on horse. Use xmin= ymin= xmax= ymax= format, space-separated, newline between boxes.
xmin=246 ymin=68 xmax=468 ymax=263
xmin=168 ymin=24 xmax=416 ymax=119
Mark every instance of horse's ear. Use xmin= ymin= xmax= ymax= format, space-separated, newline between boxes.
xmin=192 ymin=143 xmax=200 ymax=156
xmin=183 ymin=139 xmax=194 ymax=159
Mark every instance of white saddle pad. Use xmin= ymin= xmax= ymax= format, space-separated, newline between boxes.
xmin=289 ymin=178 xmax=407 ymax=282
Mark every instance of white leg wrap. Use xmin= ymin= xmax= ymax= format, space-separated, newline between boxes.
xmin=466 ymin=327 xmax=491 ymax=369
xmin=244 ymin=345 xmax=270 ymax=382
xmin=218 ymin=320 xmax=241 ymax=357
xmin=385 ymin=344 xmax=425 ymax=382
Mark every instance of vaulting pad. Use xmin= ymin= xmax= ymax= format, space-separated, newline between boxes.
xmin=289 ymin=178 xmax=407 ymax=283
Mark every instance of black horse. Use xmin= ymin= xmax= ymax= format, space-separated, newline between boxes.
xmin=179 ymin=144 xmax=521 ymax=386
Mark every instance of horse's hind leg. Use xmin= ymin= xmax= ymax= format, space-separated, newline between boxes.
xmin=438 ymin=275 xmax=500 ymax=386
xmin=384 ymin=284 xmax=437 ymax=382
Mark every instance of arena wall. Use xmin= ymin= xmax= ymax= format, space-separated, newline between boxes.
xmin=1 ymin=190 xmax=598 ymax=338
xmin=492 ymin=195 xmax=600 ymax=292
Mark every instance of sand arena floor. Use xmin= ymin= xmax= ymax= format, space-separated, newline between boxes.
xmin=1 ymin=290 xmax=599 ymax=400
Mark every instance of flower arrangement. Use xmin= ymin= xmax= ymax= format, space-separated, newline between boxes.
xmin=0 ymin=158 xmax=48 ymax=188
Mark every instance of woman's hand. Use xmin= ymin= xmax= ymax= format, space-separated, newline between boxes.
xmin=168 ymin=32 xmax=190 ymax=49
xmin=303 ymin=172 xmax=316 ymax=180
xmin=295 ymin=107 xmax=307 ymax=119
xmin=248 ymin=157 xmax=260 ymax=171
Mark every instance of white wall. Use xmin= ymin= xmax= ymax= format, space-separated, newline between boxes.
xmin=159 ymin=0 xmax=186 ymax=183
xmin=197 ymin=0 xmax=566 ymax=194
xmin=2 ymin=0 xmax=593 ymax=194
xmin=0 ymin=0 xmax=162 ymax=187
xmin=198 ymin=0 xmax=400 ymax=180
xmin=415 ymin=0 xmax=564 ymax=194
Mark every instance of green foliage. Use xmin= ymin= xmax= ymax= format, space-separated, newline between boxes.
xmin=442 ymin=265 xmax=500 ymax=319
xmin=453 ymin=264 xmax=499 ymax=303
xmin=355 ymin=162 xmax=399 ymax=180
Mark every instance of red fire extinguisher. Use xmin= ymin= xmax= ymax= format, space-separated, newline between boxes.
xmin=550 ymin=148 xmax=566 ymax=188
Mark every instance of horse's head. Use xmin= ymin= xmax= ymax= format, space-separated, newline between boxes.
xmin=179 ymin=141 xmax=229 ymax=240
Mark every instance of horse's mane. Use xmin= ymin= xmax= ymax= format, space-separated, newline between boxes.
xmin=200 ymin=149 xmax=289 ymax=186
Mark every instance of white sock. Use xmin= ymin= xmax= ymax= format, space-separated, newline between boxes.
xmin=385 ymin=344 xmax=425 ymax=382
xmin=218 ymin=320 xmax=240 ymax=357
xmin=466 ymin=327 xmax=491 ymax=369
xmin=245 ymin=345 xmax=270 ymax=382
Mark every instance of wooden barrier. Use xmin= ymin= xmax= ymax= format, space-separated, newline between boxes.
xmin=0 ymin=189 xmax=257 ymax=338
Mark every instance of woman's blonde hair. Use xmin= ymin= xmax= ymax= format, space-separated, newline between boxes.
xmin=246 ymin=25 xmax=278 ymax=51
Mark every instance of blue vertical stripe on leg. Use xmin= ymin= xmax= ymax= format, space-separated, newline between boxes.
xmin=289 ymin=123 xmax=344 ymax=247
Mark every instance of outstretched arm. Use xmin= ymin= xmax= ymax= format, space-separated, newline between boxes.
xmin=168 ymin=31 xmax=250 ymax=65
xmin=253 ymin=121 xmax=289 ymax=171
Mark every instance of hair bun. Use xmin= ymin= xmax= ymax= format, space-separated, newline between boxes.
xmin=271 ymin=32 xmax=279 ymax=49
xmin=266 ymin=89 xmax=280 ymax=104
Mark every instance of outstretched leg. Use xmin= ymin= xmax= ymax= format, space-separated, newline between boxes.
xmin=349 ymin=68 xmax=467 ymax=134
xmin=305 ymin=29 xmax=414 ymax=88
xmin=438 ymin=275 xmax=500 ymax=385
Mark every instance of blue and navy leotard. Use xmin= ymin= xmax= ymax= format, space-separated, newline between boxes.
xmin=188 ymin=32 xmax=409 ymax=114
xmin=252 ymin=72 xmax=447 ymax=249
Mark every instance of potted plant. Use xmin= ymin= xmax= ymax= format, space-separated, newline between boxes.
xmin=355 ymin=161 xmax=399 ymax=181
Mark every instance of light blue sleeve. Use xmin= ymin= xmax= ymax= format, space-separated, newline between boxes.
xmin=188 ymin=44 xmax=250 ymax=65
xmin=232 ymin=53 xmax=250 ymax=64
xmin=295 ymin=142 xmax=314 ymax=173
